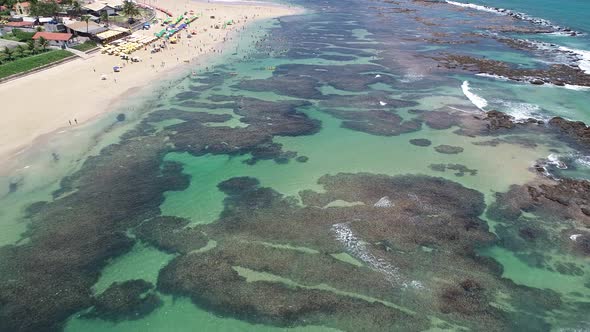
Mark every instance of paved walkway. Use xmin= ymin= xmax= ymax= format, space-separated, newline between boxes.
xmin=64 ymin=47 xmax=93 ymax=59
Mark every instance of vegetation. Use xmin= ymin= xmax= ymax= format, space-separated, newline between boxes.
xmin=121 ymin=0 xmax=140 ymax=21
xmin=0 ymin=49 xmax=73 ymax=79
xmin=12 ymin=28 xmax=35 ymax=41
xmin=0 ymin=0 xmax=16 ymax=10
xmin=100 ymin=11 xmax=109 ymax=27
xmin=81 ymin=14 xmax=90 ymax=33
xmin=71 ymin=0 xmax=82 ymax=17
xmin=29 ymin=0 xmax=60 ymax=17
xmin=0 ymin=36 xmax=48 ymax=64
xmin=71 ymin=40 xmax=97 ymax=52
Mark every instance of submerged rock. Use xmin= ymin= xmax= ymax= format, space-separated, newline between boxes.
xmin=548 ymin=117 xmax=590 ymax=151
xmin=154 ymin=173 xmax=560 ymax=331
xmin=83 ymin=280 xmax=162 ymax=321
xmin=429 ymin=163 xmax=477 ymax=176
xmin=321 ymin=108 xmax=422 ymax=136
xmin=434 ymin=145 xmax=464 ymax=154
xmin=296 ymin=156 xmax=309 ymax=163
xmin=409 ymin=138 xmax=432 ymax=147
xmin=134 ymin=216 xmax=208 ymax=254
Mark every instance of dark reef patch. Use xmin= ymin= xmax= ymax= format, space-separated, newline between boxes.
xmin=488 ymin=179 xmax=590 ymax=263
xmin=235 ymin=75 xmax=323 ymax=99
xmin=434 ymin=145 xmax=464 ymax=154
xmin=134 ymin=216 xmax=208 ymax=254
xmin=0 ymin=89 xmax=321 ymax=331
xmin=321 ymin=109 xmax=422 ymax=136
xmin=548 ymin=117 xmax=590 ymax=152
xmin=319 ymin=92 xmax=418 ymax=109
xmin=429 ymin=163 xmax=477 ymax=176
xmin=409 ymin=138 xmax=432 ymax=147
xmin=274 ymin=64 xmax=400 ymax=93
xmin=296 ymin=155 xmax=309 ymax=163
xmin=154 ymin=172 xmax=560 ymax=331
xmin=434 ymin=54 xmax=590 ymax=87
xmin=83 ymin=280 xmax=162 ymax=321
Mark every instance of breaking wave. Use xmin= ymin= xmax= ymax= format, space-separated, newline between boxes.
xmin=461 ymin=81 xmax=488 ymax=110
xmin=445 ymin=0 xmax=581 ymax=35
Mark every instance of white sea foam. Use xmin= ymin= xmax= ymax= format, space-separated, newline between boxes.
xmin=547 ymin=154 xmax=568 ymax=169
xmin=558 ymin=46 xmax=590 ymax=74
xmin=570 ymin=234 xmax=582 ymax=241
xmin=399 ymin=74 xmax=424 ymax=83
xmin=374 ymin=196 xmax=393 ymax=208
xmin=477 ymin=72 xmax=590 ymax=91
xmin=563 ymin=84 xmax=590 ymax=91
xmin=445 ymin=0 xmax=497 ymax=14
xmin=331 ymin=223 xmax=423 ymax=289
xmin=475 ymin=73 xmax=509 ymax=81
xmin=444 ymin=0 xmax=579 ymax=34
xmin=575 ymin=155 xmax=590 ymax=168
xmin=461 ymin=81 xmax=487 ymax=110
xmin=498 ymin=101 xmax=546 ymax=122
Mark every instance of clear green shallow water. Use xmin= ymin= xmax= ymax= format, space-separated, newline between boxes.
xmin=1 ymin=0 xmax=590 ymax=331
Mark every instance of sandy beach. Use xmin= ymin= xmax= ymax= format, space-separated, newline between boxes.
xmin=0 ymin=0 xmax=300 ymax=166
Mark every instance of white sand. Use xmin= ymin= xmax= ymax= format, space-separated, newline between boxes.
xmin=0 ymin=0 xmax=300 ymax=163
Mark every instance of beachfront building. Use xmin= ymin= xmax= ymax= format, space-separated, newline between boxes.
xmin=65 ymin=20 xmax=107 ymax=37
xmin=1 ymin=20 xmax=35 ymax=33
xmin=95 ymin=26 xmax=129 ymax=43
xmin=103 ymin=0 xmax=124 ymax=11
xmin=12 ymin=2 xmax=31 ymax=16
xmin=83 ymin=2 xmax=116 ymax=17
xmin=32 ymin=31 xmax=75 ymax=47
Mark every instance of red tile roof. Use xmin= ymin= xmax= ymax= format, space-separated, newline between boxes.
xmin=5 ymin=21 xmax=34 ymax=27
xmin=33 ymin=32 xmax=73 ymax=41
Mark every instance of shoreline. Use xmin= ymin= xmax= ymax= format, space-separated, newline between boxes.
xmin=0 ymin=0 xmax=303 ymax=173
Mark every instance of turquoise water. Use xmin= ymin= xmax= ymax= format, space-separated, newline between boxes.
xmin=467 ymin=0 xmax=590 ymax=33
xmin=460 ymin=0 xmax=590 ymax=51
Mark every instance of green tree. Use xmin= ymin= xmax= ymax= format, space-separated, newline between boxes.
xmin=81 ymin=14 xmax=90 ymax=33
xmin=26 ymin=39 xmax=38 ymax=54
xmin=121 ymin=0 xmax=140 ymax=21
xmin=37 ymin=36 xmax=48 ymax=51
xmin=30 ymin=0 xmax=59 ymax=18
xmin=13 ymin=44 xmax=26 ymax=58
xmin=100 ymin=10 xmax=109 ymax=27
xmin=72 ymin=0 xmax=81 ymax=17
xmin=2 ymin=46 xmax=14 ymax=61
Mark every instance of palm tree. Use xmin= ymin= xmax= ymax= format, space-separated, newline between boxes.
xmin=37 ymin=36 xmax=48 ymax=51
xmin=72 ymin=0 xmax=82 ymax=18
xmin=3 ymin=46 xmax=14 ymax=61
xmin=81 ymin=15 xmax=90 ymax=34
xmin=26 ymin=39 xmax=37 ymax=54
xmin=121 ymin=0 xmax=140 ymax=23
xmin=13 ymin=44 xmax=26 ymax=58
xmin=100 ymin=11 xmax=109 ymax=27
